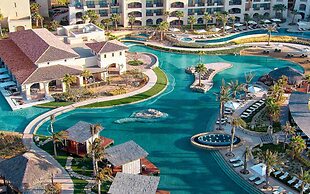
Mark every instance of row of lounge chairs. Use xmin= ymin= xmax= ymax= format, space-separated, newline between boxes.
xmin=240 ymin=99 xmax=266 ymax=119
xmin=201 ymin=69 xmax=215 ymax=80
xmin=273 ymin=169 xmax=310 ymax=192
xmin=229 ymin=156 xmax=244 ymax=168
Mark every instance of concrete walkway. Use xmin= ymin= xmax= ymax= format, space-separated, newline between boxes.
xmin=22 ymin=68 xmax=158 ymax=193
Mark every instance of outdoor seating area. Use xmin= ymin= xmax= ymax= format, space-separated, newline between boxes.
xmin=240 ymin=99 xmax=266 ymax=119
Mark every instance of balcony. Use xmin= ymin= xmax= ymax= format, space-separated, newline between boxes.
xmin=229 ymin=0 xmax=242 ymax=5
xmin=86 ymin=4 xmax=95 ymax=8
xmin=128 ymin=5 xmax=142 ymax=8
xmin=146 ymin=3 xmax=164 ymax=7
xmin=188 ymin=3 xmax=205 ymax=7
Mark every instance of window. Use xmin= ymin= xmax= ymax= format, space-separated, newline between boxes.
xmin=14 ymin=2 xmax=17 ymax=7
xmin=64 ymin=59 xmax=67 ymax=62
xmin=120 ymin=52 xmax=122 ymax=55
xmin=47 ymin=62 xmax=50 ymax=65
xmin=112 ymin=53 xmax=114 ymax=57
xmin=104 ymin=54 xmax=106 ymax=58
xmin=16 ymin=12 xmax=18 ymax=17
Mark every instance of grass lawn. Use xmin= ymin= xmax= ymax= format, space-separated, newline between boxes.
xmin=72 ymin=178 xmax=88 ymax=194
xmin=36 ymin=101 xmax=74 ymax=108
xmin=81 ymin=67 xmax=167 ymax=108
xmin=71 ymin=157 xmax=94 ymax=177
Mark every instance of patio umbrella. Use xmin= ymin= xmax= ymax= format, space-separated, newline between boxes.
xmin=196 ymin=29 xmax=206 ymax=33
xmin=248 ymin=85 xmax=262 ymax=93
xmin=234 ymin=23 xmax=243 ymax=27
xmin=211 ymin=27 xmax=221 ymax=32
xmin=223 ymin=26 xmax=232 ymax=30
xmin=251 ymin=163 xmax=267 ymax=177
xmin=248 ymin=21 xmax=257 ymax=25
xmin=271 ymin=18 xmax=281 ymax=22
xmin=263 ymin=19 xmax=271 ymax=23
xmin=224 ymin=101 xmax=240 ymax=110
xmin=169 ymin=28 xmax=180 ymax=32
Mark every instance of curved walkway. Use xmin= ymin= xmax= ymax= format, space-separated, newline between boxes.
xmin=22 ymin=68 xmax=158 ymax=193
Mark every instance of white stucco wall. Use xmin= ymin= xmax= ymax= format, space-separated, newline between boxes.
xmin=122 ymin=159 xmax=141 ymax=174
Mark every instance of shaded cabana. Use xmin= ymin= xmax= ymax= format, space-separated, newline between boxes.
xmin=268 ymin=67 xmax=304 ymax=85
xmin=63 ymin=121 xmax=105 ymax=157
xmin=0 ymin=152 xmax=61 ymax=193
xmin=105 ymin=140 xmax=150 ymax=175
xmin=108 ymin=172 xmax=161 ymax=194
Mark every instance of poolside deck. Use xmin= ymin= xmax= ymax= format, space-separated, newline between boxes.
xmin=99 ymin=136 xmax=114 ymax=148
xmin=188 ymin=63 xmax=233 ymax=93
xmin=112 ymin=157 xmax=160 ymax=175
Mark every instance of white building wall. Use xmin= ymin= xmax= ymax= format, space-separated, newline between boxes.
xmin=36 ymin=58 xmax=78 ymax=68
xmin=122 ymin=159 xmax=141 ymax=174
xmin=98 ymin=50 xmax=127 ymax=73
xmin=294 ymin=0 xmax=310 ymax=20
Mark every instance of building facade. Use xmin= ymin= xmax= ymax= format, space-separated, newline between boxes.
xmin=294 ymin=0 xmax=309 ymax=20
xmin=0 ymin=0 xmax=32 ymax=32
xmin=68 ymin=0 xmax=289 ymax=27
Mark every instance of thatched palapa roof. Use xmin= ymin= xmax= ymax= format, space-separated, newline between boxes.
xmin=268 ymin=66 xmax=304 ymax=85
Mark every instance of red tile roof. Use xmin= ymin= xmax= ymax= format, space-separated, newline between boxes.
xmin=0 ymin=39 xmax=37 ymax=84
xmin=9 ymin=29 xmax=79 ymax=64
xmin=86 ymin=40 xmax=128 ymax=54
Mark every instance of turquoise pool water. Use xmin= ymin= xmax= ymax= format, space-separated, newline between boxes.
xmin=35 ymin=45 xmax=303 ymax=193
xmin=194 ymin=28 xmax=310 ymax=43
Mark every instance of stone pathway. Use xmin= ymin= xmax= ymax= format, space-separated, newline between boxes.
xmin=65 ymin=157 xmax=96 ymax=194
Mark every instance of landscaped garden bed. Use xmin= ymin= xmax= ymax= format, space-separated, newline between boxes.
xmin=0 ymin=132 xmax=26 ymax=159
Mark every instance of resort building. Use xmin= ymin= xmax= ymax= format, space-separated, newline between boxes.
xmin=288 ymin=92 xmax=310 ymax=148
xmin=68 ymin=0 xmax=289 ymax=26
xmin=0 ymin=0 xmax=32 ymax=32
xmin=0 ymin=152 xmax=61 ymax=193
xmin=0 ymin=25 xmax=128 ymax=110
xmin=294 ymin=0 xmax=310 ymax=20
xmin=108 ymin=172 xmax=164 ymax=194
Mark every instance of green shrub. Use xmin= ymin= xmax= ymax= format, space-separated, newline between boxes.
xmin=128 ymin=60 xmax=144 ymax=66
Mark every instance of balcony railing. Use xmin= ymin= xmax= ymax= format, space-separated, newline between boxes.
xmin=128 ymin=5 xmax=142 ymax=8
xmin=229 ymin=1 xmax=242 ymax=5
xmin=87 ymin=4 xmax=95 ymax=8
xmin=188 ymin=3 xmax=205 ymax=6
xmin=171 ymin=5 xmax=184 ymax=8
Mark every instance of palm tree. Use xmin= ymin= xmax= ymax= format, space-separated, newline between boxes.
xmin=265 ymin=97 xmax=281 ymax=125
xmin=305 ymin=74 xmax=310 ymax=93
xmin=96 ymin=166 xmax=113 ymax=194
xmin=258 ymin=149 xmax=282 ymax=189
xmin=33 ymin=13 xmax=41 ymax=27
xmin=0 ymin=12 xmax=3 ymax=37
xmin=270 ymin=82 xmax=284 ymax=102
xmin=90 ymin=124 xmax=102 ymax=176
xmin=291 ymin=10 xmax=299 ymax=24
xmin=282 ymin=121 xmax=295 ymax=149
xmin=297 ymin=168 xmax=310 ymax=194
xmin=128 ymin=14 xmax=136 ymax=30
xmin=244 ymin=14 xmax=251 ymax=30
xmin=273 ymin=4 xmax=287 ymax=19
xmin=228 ymin=80 xmax=243 ymax=99
xmin=175 ymin=11 xmax=184 ymax=29
xmin=62 ymin=74 xmax=77 ymax=92
xmin=86 ymin=10 xmax=99 ymax=23
xmin=44 ymin=182 xmax=62 ymax=194
xmin=89 ymin=138 xmax=105 ymax=176
xmin=39 ymin=15 xmax=44 ymax=28
xmin=57 ymin=0 xmax=69 ymax=5
xmin=203 ymin=12 xmax=212 ymax=30
xmin=230 ymin=15 xmax=236 ymax=32
xmin=50 ymin=20 xmax=60 ymax=31
xmin=158 ymin=21 xmax=169 ymax=41
xmin=216 ymin=80 xmax=231 ymax=130
xmin=81 ymin=15 xmax=89 ymax=24
xmin=30 ymin=2 xmax=40 ymax=14
xmin=195 ymin=63 xmax=207 ymax=86
xmin=244 ymin=71 xmax=255 ymax=94
xmin=218 ymin=13 xmax=229 ymax=33
xmin=52 ymin=130 xmax=68 ymax=157
xmin=81 ymin=70 xmax=92 ymax=88
xmin=227 ymin=115 xmax=246 ymax=156
xmin=240 ymin=146 xmax=252 ymax=174
xmin=266 ymin=24 xmax=277 ymax=46
xmin=289 ymin=135 xmax=306 ymax=159
xmin=164 ymin=11 xmax=170 ymax=22
xmin=188 ymin=15 xmax=196 ymax=31
xmin=101 ymin=18 xmax=111 ymax=31
xmin=111 ymin=13 xmax=121 ymax=30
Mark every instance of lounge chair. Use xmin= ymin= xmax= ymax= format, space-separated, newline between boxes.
xmin=241 ymin=115 xmax=248 ymax=118
xmin=279 ymin=172 xmax=289 ymax=180
xmin=303 ymin=183 xmax=309 ymax=192
xmin=288 ymin=176 xmax=297 ymax=184
xmin=248 ymin=175 xmax=259 ymax=181
xmin=294 ymin=180 xmax=302 ymax=189
xmin=273 ymin=187 xmax=284 ymax=194
xmin=255 ymin=178 xmax=265 ymax=185
xmin=229 ymin=157 xmax=241 ymax=163
xmin=233 ymin=161 xmax=244 ymax=167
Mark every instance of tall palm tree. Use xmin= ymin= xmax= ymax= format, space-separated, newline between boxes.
xmin=89 ymin=138 xmax=105 ymax=176
xmin=227 ymin=115 xmax=246 ymax=156
xmin=216 ymin=80 xmax=231 ymax=130
xmin=86 ymin=10 xmax=99 ymax=23
xmin=270 ymin=82 xmax=284 ymax=102
xmin=111 ymin=13 xmax=121 ymax=30
xmin=188 ymin=15 xmax=196 ymax=31
xmin=39 ymin=15 xmax=44 ymax=28
xmin=291 ymin=10 xmax=298 ymax=24
xmin=282 ymin=121 xmax=295 ymax=149
xmin=266 ymin=24 xmax=277 ymax=46
xmin=81 ymin=15 xmax=89 ymax=24
xmin=158 ymin=21 xmax=169 ymax=41
xmin=289 ymin=135 xmax=306 ymax=159
xmin=90 ymin=124 xmax=102 ymax=176
xmin=218 ymin=13 xmax=229 ymax=33
xmin=297 ymin=168 xmax=310 ymax=194
xmin=265 ymin=97 xmax=281 ymax=125
xmin=244 ymin=14 xmax=251 ymax=30
xmin=128 ymin=14 xmax=136 ymax=30
xmin=228 ymin=80 xmax=243 ymax=99
xmin=30 ymin=2 xmax=40 ymax=14
xmin=81 ymin=70 xmax=92 ymax=88
xmin=240 ymin=146 xmax=252 ymax=174
xmin=50 ymin=20 xmax=60 ymax=31
xmin=230 ymin=15 xmax=236 ymax=32
xmin=62 ymin=74 xmax=77 ymax=92
xmin=33 ymin=13 xmax=41 ymax=27
xmin=164 ymin=11 xmax=170 ymax=22
xmin=203 ymin=12 xmax=212 ymax=30
xmin=272 ymin=4 xmax=287 ymax=19
xmin=244 ymin=71 xmax=255 ymax=95
xmin=101 ymin=18 xmax=111 ymax=31
xmin=175 ymin=11 xmax=184 ymax=29
xmin=258 ymin=149 xmax=282 ymax=188
xmin=0 ymin=12 xmax=3 ymax=37
xmin=195 ymin=63 xmax=207 ymax=86
xmin=52 ymin=130 xmax=68 ymax=157
xmin=96 ymin=166 xmax=113 ymax=194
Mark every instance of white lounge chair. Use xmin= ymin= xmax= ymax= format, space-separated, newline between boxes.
xmin=272 ymin=187 xmax=284 ymax=194
xmin=294 ymin=180 xmax=302 ymax=189
xmin=229 ymin=157 xmax=241 ymax=163
xmin=303 ymin=183 xmax=309 ymax=192
xmin=255 ymin=178 xmax=265 ymax=185
xmin=273 ymin=168 xmax=283 ymax=176
xmin=279 ymin=172 xmax=289 ymax=180
xmin=233 ymin=161 xmax=244 ymax=167
xmin=248 ymin=175 xmax=259 ymax=181
xmin=288 ymin=176 xmax=297 ymax=184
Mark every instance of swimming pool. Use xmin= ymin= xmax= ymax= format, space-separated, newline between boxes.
xmin=194 ymin=28 xmax=310 ymax=43
xmin=180 ymin=37 xmax=194 ymax=42
xmin=33 ymin=45 xmax=303 ymax=193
